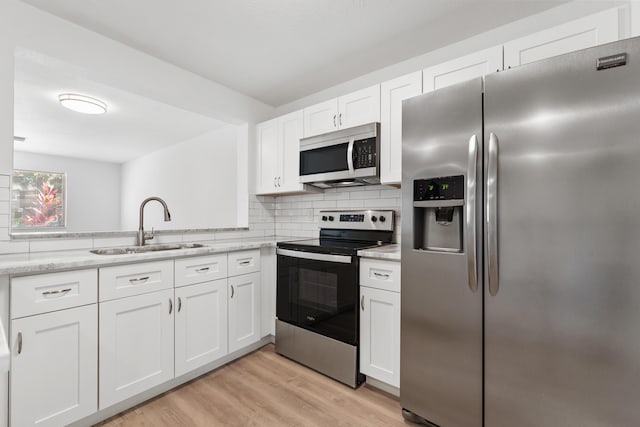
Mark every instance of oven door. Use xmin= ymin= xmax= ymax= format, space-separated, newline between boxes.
xmin=276 ymin=248 xmax=358 ymax=345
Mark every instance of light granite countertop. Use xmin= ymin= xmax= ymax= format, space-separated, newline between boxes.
xmin=0 ymin=237 xmax=302 ymax=276
xmin=358 ymin=244 xmax=401 ymax=261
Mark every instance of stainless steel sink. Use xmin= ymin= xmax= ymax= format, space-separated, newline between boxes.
xmin=90 ymin=243 xmax=205 ymax=255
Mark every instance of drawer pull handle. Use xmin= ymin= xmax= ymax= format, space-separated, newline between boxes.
xmin=169 ymin=298 xmax=173 ymax=315
xmin=195 ymin=267 xmax=210 ymax=273
xmin=239 ymin=260 xmax=251 ymax=266
xmin=17 ymin=332 xmax=23 ymax=355
xmin=373 ymin=272 xmax=390 ymax=279
xmin=230 ymin=285 xmax=235 ymax=299
xmin=129 ymin=276 xmax=150 ymax=284
xmin=361 ymin=295 xmax=365 ymax=311
xmin=178 ymin=297 xmax=182 ymax=312
xmin=42 ymin=288 xmax=72 ymax=296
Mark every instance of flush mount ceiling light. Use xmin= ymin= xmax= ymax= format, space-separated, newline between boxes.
xmin=58 ymin=93 xmax=107 ymax=115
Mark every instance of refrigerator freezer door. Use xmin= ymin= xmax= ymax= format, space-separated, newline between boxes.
xmin=484 ymin=37 xmax=640 ymax=427
xmin=401 ymin=77 xmax=483 ymax=427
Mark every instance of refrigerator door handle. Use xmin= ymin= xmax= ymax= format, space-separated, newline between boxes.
xmin=466 ymin=134 xmax=479 ymax=293
xmin=487 ymin=132 xmax=499 ymax=296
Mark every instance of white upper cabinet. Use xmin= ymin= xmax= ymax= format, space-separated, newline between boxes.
xmin=280 ymin=111 xmax=306 ymax=193
xmin=423 ymin=46 xmax=503 ymax=93
xmin=303 ymin=98 xmax=339 ymax=137
xmin=303 ymin=85 xmax=381 ymax=138
xmin=380 ymin=71 xmax=422 ymax=185
xmin=256 ymin=118 xmax=280 ymax=195
xmin=337 ymin=85 xmax=381 ymax=129
xmin=504 ymin=8 xmax=620 ymax=69
xmin=256 ymin=111 xmax=318 ymax=195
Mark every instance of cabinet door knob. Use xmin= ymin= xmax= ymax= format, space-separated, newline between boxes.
xmin=230 ymin=285 xmax=235 ymax=299
xmin=17 ymin=331 xmax=23 ymax=355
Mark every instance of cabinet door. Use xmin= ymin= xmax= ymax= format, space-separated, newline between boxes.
xmin=278 ymin=110 xmax=304 ymax=193
xmin=256 ymin=118 xmax=280 ymax=195
xmin=360 ymin=286 xmax=400 ymax=388
xmin=338 ymin=84 xmax=380 ymax=129
xmin=99 ymin=289 xmax=174 ymax=409
xmin=380 ymin=72 xmax=422 ymax=185
xmin=228 ymin=272 xmax=261 ymax=353
xmin=10 ymin=305 xmax=97 ymax=427
xmin=175 ymin=280 xmax=228 ymax=377
xmin=423 ymin=46 xmax=503 ymax=93
xmin=303 ymin=98 xmax=339 ymax=137
xmin=504 ymin=8 xmax=619 ymax=69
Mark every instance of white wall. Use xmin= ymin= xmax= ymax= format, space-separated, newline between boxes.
xmin=121 ymin=125 xmax=240 ymax=230
xmin=13 ymin=151 xmax=121 ymax=232
xmin=0 ymin=0 xmax=275 ymax=242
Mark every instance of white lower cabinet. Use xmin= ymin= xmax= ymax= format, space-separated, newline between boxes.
xmin=360 ymin=285 xmax=401 ymax=388
xmin=10 ymin=305 xmax=98 ymax=427
xmin=228 ymin=272 xmax=261 ymax=353
xmin=175 ymin=279 xmax=228 ymax=377
xmin=99 ymin=289 xmax=175 ymax=409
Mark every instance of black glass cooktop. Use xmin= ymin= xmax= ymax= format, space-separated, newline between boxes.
xmin=278 ymin=238 xmax=382 ymax=255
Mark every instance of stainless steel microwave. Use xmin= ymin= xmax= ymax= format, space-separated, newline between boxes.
xmin=299 ymin=122 xmax=380 ymax=188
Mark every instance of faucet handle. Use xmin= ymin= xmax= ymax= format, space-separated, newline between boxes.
xmin=145 ymin=227 xmax=155 ymax=241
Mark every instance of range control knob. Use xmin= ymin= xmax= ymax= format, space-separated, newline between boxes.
xmin=371 ymin=216 xmax=378 ymax=222
xmin=328 ymin=216 xmax=334 ymax=221
xmin=379 ymin=216 xmax=386 ymax=223
xmin=322 ymin=215 xmax=328 ymax=221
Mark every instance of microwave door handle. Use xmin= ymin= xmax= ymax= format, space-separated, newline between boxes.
xmin=347 ymin=138 xmax=355 ymax=174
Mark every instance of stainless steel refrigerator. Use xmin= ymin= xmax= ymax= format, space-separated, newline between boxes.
xmin=401 ymin=37 xmax=640 ymax=427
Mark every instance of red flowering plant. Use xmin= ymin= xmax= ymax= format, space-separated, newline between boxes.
xmin=12 ymin=170 xmax=66 ymax=229
xmin=21 ymin=181 xmax=63 ymax=227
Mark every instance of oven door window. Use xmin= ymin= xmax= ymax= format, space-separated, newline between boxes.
xmin=299 ymin=142 xmax=349 ymax=176
xmin=277 ymin=254 xmax=358 ymax=345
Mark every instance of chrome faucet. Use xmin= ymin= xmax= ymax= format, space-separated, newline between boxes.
xmin=137 ymin=197 xmax=171 ymax=246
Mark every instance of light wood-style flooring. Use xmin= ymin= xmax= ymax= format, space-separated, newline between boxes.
xmin=98 ymin=344 xmax=407 ymax=426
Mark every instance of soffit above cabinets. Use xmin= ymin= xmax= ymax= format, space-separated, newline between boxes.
xmin=20 ymin=0 xmax=567 ymax=106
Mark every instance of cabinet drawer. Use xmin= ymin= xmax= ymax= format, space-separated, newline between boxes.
xmin=99 ymin=261 xmax=173 ymax=301
xmin=11 ymin=269 xmax=98 ymax=319
xmin=175 ymin=254 xmax=228 ymax=287
xmin=360 ymin=258 xmax=400 ymax=293
xmin=228 ymin=249 xmax=260 ymax=277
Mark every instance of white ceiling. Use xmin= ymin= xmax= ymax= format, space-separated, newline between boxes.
xmin=20 ymin=0 xmax=567 ymax=106
xmin=14 ymin=51 xmax=227 ymax=164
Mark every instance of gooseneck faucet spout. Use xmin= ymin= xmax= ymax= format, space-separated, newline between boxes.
xmin=137 ymin=197 xmax=171 ymax=246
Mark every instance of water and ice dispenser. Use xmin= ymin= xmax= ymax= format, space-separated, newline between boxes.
xmin=413 ymin=175 xmax=465 ymax=252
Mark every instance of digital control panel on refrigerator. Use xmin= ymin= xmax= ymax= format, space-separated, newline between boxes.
xmin=413 ymin=175 xmax=464 ymax=201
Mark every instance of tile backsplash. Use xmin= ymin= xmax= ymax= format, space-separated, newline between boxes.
xmin=0 ymin=183 xmax=403 ymax=255
xmin=275 ymin=185 xmax=402 ymax=241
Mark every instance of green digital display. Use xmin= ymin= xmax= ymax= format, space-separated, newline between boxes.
xmin=428 ymin=185 xmax=435 ymax=191
xmin=441 ymin=184 xmax=449 ymax=191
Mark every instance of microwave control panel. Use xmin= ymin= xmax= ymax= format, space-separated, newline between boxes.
xmin=353 ymin=137 xmax=377 ymax=168
xmin=414 ymin=175 xmax=464 ymax=201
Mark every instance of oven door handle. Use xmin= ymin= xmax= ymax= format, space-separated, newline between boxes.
xmin=277 ymin=248 xmax=353 ymax=264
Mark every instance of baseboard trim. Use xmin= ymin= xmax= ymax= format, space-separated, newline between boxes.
xmin=365 ymin=377 xmax=400 ymax=397
xmin=69 ymin=336 xmax=273 ymax=427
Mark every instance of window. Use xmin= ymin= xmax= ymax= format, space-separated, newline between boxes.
xmin=12 ymin=170 xmax=66 ymax=230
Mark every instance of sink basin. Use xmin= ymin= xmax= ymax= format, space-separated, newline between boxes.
xmin=90 ymin=243 xmax=205 ymax=255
